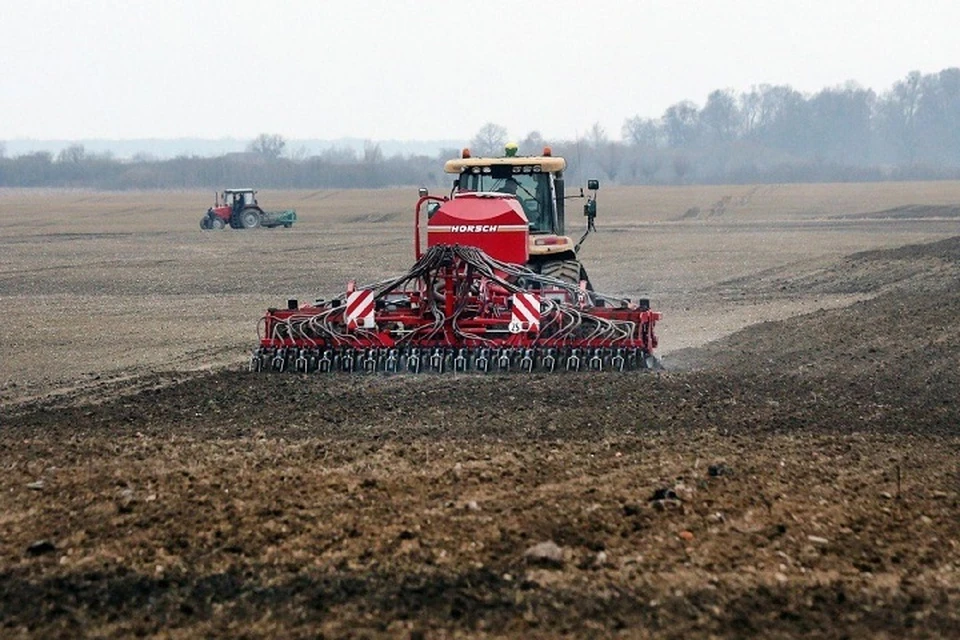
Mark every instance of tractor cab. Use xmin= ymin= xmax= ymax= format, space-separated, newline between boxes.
xmin=442 ymin=145 xmax=599 ymax=264
xmin=453 ymin=161 xmax=556 ymax=234
xmin=221 ymin=188 xmax=258 ymax=212
xmin=445 ymin=149 xmax=565 ymax=236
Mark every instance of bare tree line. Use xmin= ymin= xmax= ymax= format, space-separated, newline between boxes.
xmin=607 ymin=67 xmax=960 ymax=184
xmin=0 ymin=142 xmax=446 ymax=190
xmin=1 ymin=68 xmax=958 ymax=189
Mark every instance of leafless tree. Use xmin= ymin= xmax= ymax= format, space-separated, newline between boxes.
xmin=288 ymin=145 xmax=309 ymax=162
xmin=247 ymin=133 xmax=286 ymax=160
xmin=470 ymin=122 xmax=508 ymax=156
xmin=520 ymin=130 xmax=546 ymax=155
xmin=701 ymin=89 xmax=741 ymax=143
xmin=622 ymin=116 xmax=662 ymax=148
xmin=321 ymin=146 xmax=358 ymax=164
xmin=595 ymin=143 xmax=620 ymax=181
xmin=586 ymin=122 xmax=607 ymax=149
xmin=878 ymin=71 xmax=923 ymax=163
xmin=663 ymin=101 xmax=700 ymax=147
xmin=57 ymin=144 xmax=85 ymax=164
xmin=363 ymin=140 xmax=384 ymax=163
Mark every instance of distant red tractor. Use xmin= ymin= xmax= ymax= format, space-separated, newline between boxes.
xmin=200 ymin=188 xmax=297 ymax=230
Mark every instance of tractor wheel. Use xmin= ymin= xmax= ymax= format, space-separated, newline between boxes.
xmin=238 ymin=208 xmax=262 ymax=229
xmin=540 ymin=259 xmax=583 ymax=285
xmin=210 ymin=217 xmax=226 ymax=230
xmin=200 ymin=217 xmax=211 ymax=230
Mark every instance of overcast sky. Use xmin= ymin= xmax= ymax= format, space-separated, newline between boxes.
xmin=2 ymin=0 xmax=958 ymax=142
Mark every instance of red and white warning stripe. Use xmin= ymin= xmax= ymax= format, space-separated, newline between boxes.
xmin=345 ymin=289 xmax=376 ymax=330
xmin=509 ymin=292 xmax=541 ymax=333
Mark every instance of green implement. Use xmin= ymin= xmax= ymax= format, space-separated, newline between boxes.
xmin=261 ymin=209 xmax=297 ymax=229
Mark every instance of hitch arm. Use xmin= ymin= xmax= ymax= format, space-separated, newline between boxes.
xmin=574 ymin=199 xmax=597 ymax=253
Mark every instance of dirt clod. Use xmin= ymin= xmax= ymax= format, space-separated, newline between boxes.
xmin=26 ymin=540 xmax=56 ymax=556
xmin=524 ymin=541 xmax=565 ymax=567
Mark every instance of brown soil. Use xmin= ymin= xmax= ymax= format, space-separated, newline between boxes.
xmin=0 ymin=187 xmax=958 ymax=638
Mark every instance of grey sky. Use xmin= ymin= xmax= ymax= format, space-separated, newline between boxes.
xmin=2 ymin=0 xmax=958 ymax=142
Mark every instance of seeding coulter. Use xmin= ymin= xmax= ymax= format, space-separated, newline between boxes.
xmin=250 ymin=146 xmax=660 ymax=374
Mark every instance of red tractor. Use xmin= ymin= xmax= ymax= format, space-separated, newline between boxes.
xmin=251 ymin=146 xmax=660 ymax=373
xmin=200 ymin=189 xmax=297 ymax=230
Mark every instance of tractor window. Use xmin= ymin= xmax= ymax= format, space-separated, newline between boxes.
xmin=458 ymin=171 xmax=553 ymax=233
xmin=230 ymin=192 xmax=252 ymax=208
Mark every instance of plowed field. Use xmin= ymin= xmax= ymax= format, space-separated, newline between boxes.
xmin=1 ymin=184 xmax=958 ymax=638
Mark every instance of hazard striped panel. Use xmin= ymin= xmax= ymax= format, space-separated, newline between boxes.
xmin=345 ymin=290 xmax=376 ymax=330
xmin=509 ymin=293 xmax=541 ymax=333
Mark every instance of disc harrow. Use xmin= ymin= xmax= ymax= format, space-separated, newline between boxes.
xmin=251 ymin=244 xmax=660 ymax=374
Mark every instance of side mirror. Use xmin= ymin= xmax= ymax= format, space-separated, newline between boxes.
xmin=587 ymin=179 xmax=600 ymax=191
xmin=418 ymin=187 xmax=428 ymax=197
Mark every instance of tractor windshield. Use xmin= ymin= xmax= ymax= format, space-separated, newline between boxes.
xmin=227 ymin=191 xmax=254 ymax=209
xmin=458 ymin=171 xmax=554 ymax=234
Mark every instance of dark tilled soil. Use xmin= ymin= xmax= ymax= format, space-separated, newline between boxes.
xmin=2 ymin=238 xmax=959 ymax=638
